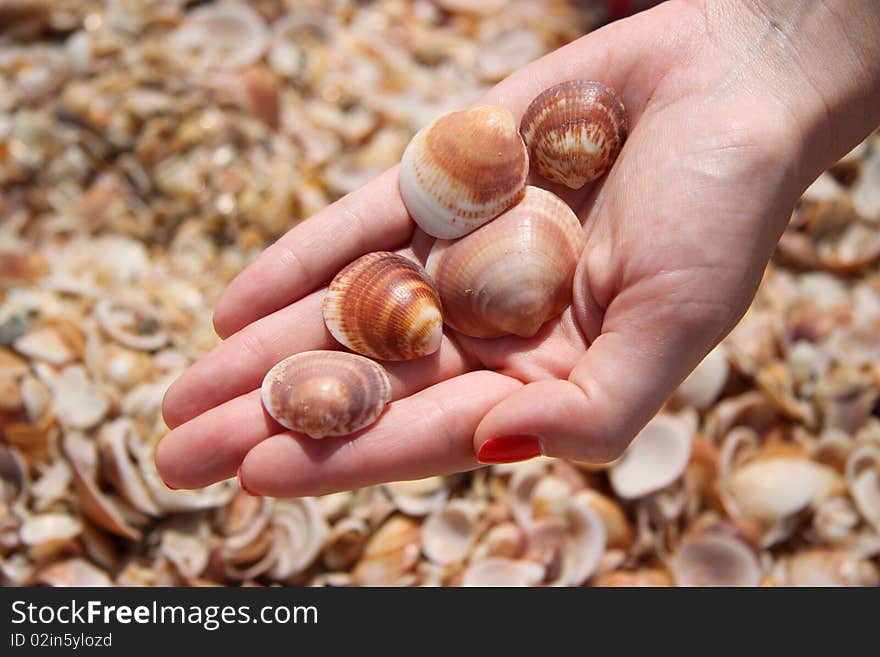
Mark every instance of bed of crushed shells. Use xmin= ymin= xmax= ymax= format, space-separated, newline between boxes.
xmin=2 ymin=0 xmax=880 ymax=587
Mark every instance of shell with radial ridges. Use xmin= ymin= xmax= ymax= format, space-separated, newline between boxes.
xmin=260 ymin=351 xmax=391 ymax=439
xmin=520 ymin=80 xmax=628 ymax=189
xmin=426 ymin=186 xmax=585 ymax=338
xmin=399 ymin=105 xmax=529 ymax=239
xmin=323 ymin=252 xmax=444 ymax=361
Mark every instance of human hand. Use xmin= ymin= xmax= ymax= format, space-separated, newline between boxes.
xmin=157 ymin=0 xmax=880 ymax=496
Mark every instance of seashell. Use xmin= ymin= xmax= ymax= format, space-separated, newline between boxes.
xmin=673 ymin=345 xmax=730 ymax=410
xmin=703 ymin=391 xmax=778 ymax=440
xmin=547 ymin=497 xmax=607 ymax=586
xmin=353 ymin=515 xmax=421 ymax=586
xmin=530 ymin=474 xmax=575 ymax=520
xmin=19 ymin=512 xmax=83 ymax=546
xmin=726 ymin=455 xmax=842 ymax=524
xmin=323 ymin=252 xmax=443 ymax=361
xmin=13 ymin=326 xmax=75 ymax=365
xmin=47 ymin=365 xmax=109 ymax=430
xmin=520 ymin=80 xmax=628 ymax=189
xmin=261 ymin=351 xmax=391 ymax=439
xmin=62 ymin=431 xmax=142 ymax=541
xmin=30 ymin=462 xmax=72 ymax=511
xmin=461 ymin=557 xmax=545 ymax=587
xmin=322 ymin=518 xmax=370 ymax=571
xmin=776 ymin=548 xmax=880 ymax=587
xmin=575 ymin=489 xmax=633 ymax=551
xmin=161 ymin=525 xmax=210 ymax=580
xmin=267 ymin=499 xmax=329 ymax=581
xmin=421 ymin=499 xmax=481 ymax=565
xmin=471 ymin=522 xmax=527 ymax=561
xmin=94 ymin=296 xmax=167 ymax=352
xmin=669 ymin=532 xmax=762 ymax=587
xmin=845 ymin=445 xmax=880 ymax=531
xmin=384 ymin=476 xmax=450 ymax=517
xmin=171 ymin=4 xmax=269 ymax=71
xmin=35 ymin=559 xmax=113 ymax=588
xmin=399 ymin=105 xmax=529 ymax=239
xmin=426 ymin=186 xmax=585 ymax=338
xmin=594 ymin=568 xmax=673 ymax=587
xmin=608 ymin=414 xmax=695 ymax=499
xmin=98 ymin=419 xmax=161 ymax=516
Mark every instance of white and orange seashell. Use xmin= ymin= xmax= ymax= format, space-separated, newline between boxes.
xmin=260 ymin=351 xmax=391 ymax=439
xmin=520 ymin=80 xmax=628 ymax=189
xmin=426 ymin=186 xmax=585 ymax=338
xmin=399 ymin=105 xmax=529 ymax=239
xmin=323 ymin=252 xmax=443 ymax=361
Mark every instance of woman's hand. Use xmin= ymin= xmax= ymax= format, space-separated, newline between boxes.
xmin=156 ymin=0 xmax=880 ymax=496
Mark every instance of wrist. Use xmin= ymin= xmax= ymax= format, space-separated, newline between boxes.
xmin=708 ymin=0 xmax=880 ymax=187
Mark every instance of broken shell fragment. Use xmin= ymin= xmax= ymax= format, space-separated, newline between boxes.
xmin=261 ymin=351 xmax=392 ymax=439
xmin=171 ymin=4 xmax=269 ymax=71
xmin=520 ymin=80 xmax=628 ymax=189
xmin=399 ymin=105 xmax=529 ymax=239
xmin=609 ymin=414 xmax=694 ymax=499
xmin=352 ymin=515 xmax=421 ymax=586
xmin=670 ymin=532 xmax=761 ymax=587
xmin=775 ymin=548 xmax=880 ymax=586
xmin=323 ymin=252 xmax=443 ymax=361
xmin=461 ymin=557 xmax=545 ymax=587
xmin=426 ymin=186 xmax=585 ymax=338
xmin=421 ymin=499 xmax=481 ymax=565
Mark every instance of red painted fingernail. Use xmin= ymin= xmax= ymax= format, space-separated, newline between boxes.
xmin=161 ymin=478 xmax=178 ymax=491
xmin=477 ymin=436 xmax=542 ymax=464
xmin=237 ymin=467 xmax=260 ymax=496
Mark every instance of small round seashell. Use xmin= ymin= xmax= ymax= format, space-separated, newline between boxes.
xmin=426 ymin=186 xmax=585 ymax=338
xmin=520 ymin=80 xmax=628 ymax=189
xmin=399 ymin=105 xmax=529 ymax=239
xmin=323 ymin=252 xmax=443 ymax=361
xmin=260 ymin=351 xmax=392 ymax=439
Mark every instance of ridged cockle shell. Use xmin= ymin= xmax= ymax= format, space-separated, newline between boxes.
xmin=323 ymin=252 xmax=443 ymax=361
xmin=425 ymin=186 xmax=585 ymax=338
xmin=399 ymin=105 xmax=529 ymax=239
xmin=260 ymin=351 xmax=391 ymax=439
xmin=520 ymin=80 xmax=628 ymax=189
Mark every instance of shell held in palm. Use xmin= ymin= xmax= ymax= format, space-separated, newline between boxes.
xmin=260 ymin=351 xmax=392 ymax=439
xmin=520 ymin=80 xmax=628 ymax=189
xmin=426 ymin=186 xmax=586 ymax=338
xmin=399 ymin=105 xmax=529 ymax=239
xmin=323 ymin=251 xmax=443 ymax=361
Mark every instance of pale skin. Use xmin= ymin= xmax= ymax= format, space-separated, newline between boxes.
xmin=157 ymin=0 xmax=880 ymax=496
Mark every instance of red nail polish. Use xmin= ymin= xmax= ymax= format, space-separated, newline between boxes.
xmin=161 ymin=478 xmax=178 ymax=491
xmin=477 ymin=436 xmax=542 ymax=464
xmin=237 ymin=468 xmax=259 ymax=496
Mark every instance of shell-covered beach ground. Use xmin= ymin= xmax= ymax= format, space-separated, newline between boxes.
xmin=2 ymin=0 xmax=880 ymax=587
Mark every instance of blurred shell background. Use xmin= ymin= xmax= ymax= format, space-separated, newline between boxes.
xmin=1 ymin=0 xmax=879 ymax=587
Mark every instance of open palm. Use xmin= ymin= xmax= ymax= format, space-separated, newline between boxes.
xmin=157 ymin=1 xmax=810 ymax=496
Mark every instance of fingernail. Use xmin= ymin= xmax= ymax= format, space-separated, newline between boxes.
xmin=161 ymin=478 xmax=178 ymax=491
xmin=237 ymin=467 xmax=260 ymax=496
xmin=477 ymin=435 xmax=542 ymax=464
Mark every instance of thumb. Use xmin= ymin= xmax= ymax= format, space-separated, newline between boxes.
xmin=473 ymin=303 xmax=728 ymax=464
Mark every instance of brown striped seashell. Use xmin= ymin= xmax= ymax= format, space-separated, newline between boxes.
xmin=426 ymin=186 xmax=585 ymax=338
xmin=323 ymin=252 xmax=443 ymax=361
xmin=260 ymin=351 xmax=391 ymax=439
xmin=520 ymin=80 xmax=628 ymax=189
xmin=399 ymin=105 xmax=529 ymax=239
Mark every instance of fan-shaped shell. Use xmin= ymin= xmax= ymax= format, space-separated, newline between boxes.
xmin=323 ymin=252 xmax=443 ymax=361
xmin=260 ymin=351 xmax=391 ymax=439
xmin=520 ymin=80 xmax=628 ymax=189
xmin=399 ymin=105 xmax=529 ymax=239
xmin=426 ymin=186 xmax=585 ymax=338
